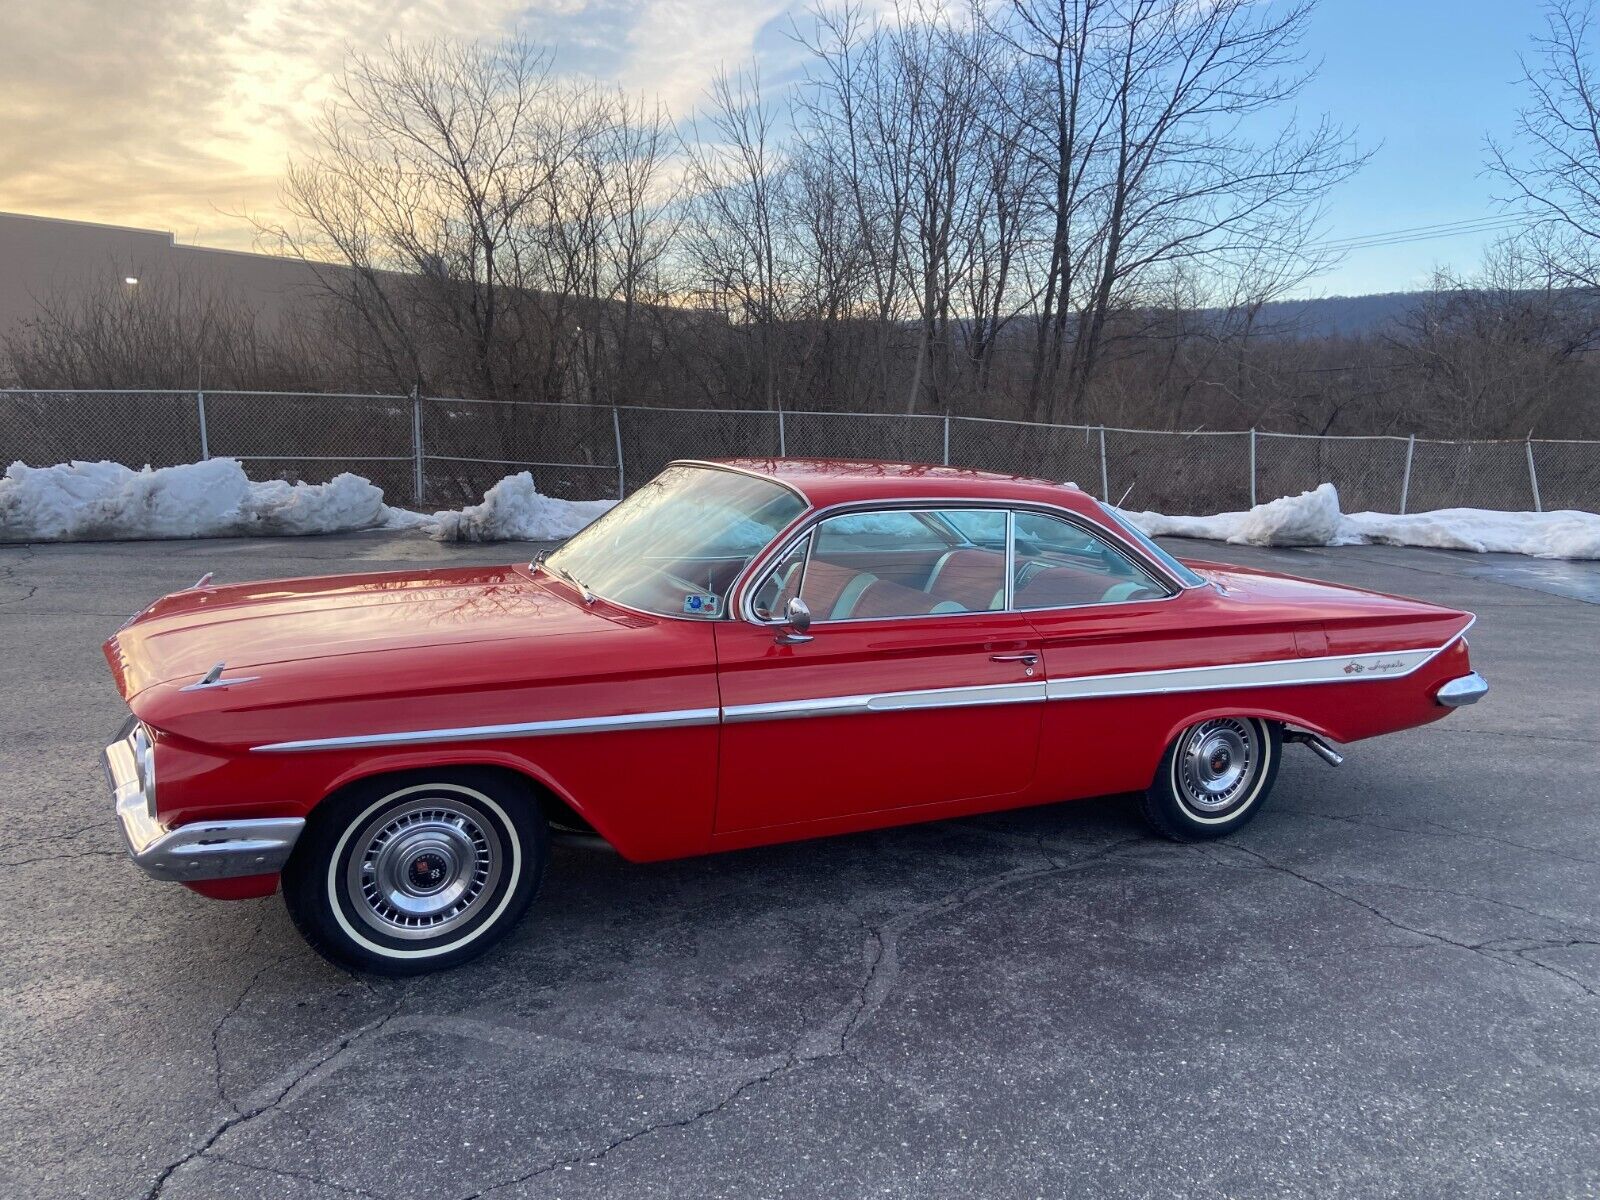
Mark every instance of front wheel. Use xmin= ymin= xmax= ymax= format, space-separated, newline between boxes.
xmin=1140 ymin=716 xmax=1281 ymax=841
xmin=283 ymin=769 xmax=548 ymax=975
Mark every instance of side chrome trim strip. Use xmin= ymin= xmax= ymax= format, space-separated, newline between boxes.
xmin=723 ymin=680 xmax=1047 ymax=724
xmin=1044 ymin=647 xmax=1438 ymax=702
xmin=249 ymin=622 xmax=1474 ymax=750
xmin=252 ymin=707 xmax=720 ymax=753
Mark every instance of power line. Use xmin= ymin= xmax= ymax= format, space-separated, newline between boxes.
xmin=1311 ymin=214 xmax=1526 ymax=254
xmin=1328 ymin=221 xmax=1526 ymax=252
xmin=1316 ymin=214 xmax=1521 ymax=246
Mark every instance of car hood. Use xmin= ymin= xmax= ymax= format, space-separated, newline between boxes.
xmin=105 ymin=564 xmax=620 ymax=700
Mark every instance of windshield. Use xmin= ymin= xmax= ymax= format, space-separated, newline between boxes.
xmin=1101 ymin=503 xmax=1206 ymax=588
xmin=544 ymin=465 xmax=806 ymax=618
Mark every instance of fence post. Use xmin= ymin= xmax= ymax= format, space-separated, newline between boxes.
xmin=942 ymin=412 xmax=951 ymax=466
xmin=612 ymin=406 xmax=626 ymax=499
xmin=778 ymin=408 xmax=787 ymax=458
xmin=1400 ymin=434 xmax=1415 ymax=514
xmin=1248 ymin=428 xmax=1257 ymax=507
xmin=1098 ymin=426 xmax=1110 ymax=502
xmin=410 ymin=385 xmax=423 ymax=507
xmin=195 ymin=390 xmax=209 ymax=460
xmin=1526 ymin=438 xmax=1543 ymax=513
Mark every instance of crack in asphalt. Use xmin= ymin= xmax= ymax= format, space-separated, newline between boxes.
xmin=1208 ymin=843 xmax=1600 ymax=1001
xmin=163 ymin=825 xmax=1587 ymax=1198
xmin=210 ymin=916 xmax=276 ymax=1113
xmin=125 ymin=819 xmax=1600 ymax=1198
xmin=1371 ymin=878 xmax=1600 ymax=941
xmin=452 ymin=835 xmax=1145 ymax=1198
xmin=1427 ymin=725 xmax=1600 ymax=747
xmin=203 ymin=1152 xmax=395 ymax=1198
xmin=80 ymin=817 xmax=1600 ymax=1197
xmin=143 ymin=1002 xmax=405 ymax=1199
xmin=0 ymin=544 xmax=39 ymax=605
xmin=33 ymin=818 xmax=116 ymax=847
xmin=0 ymin=848 xmax=123 ymax=868
xmin=1275 ymin=807 xmax=1600 ymax=868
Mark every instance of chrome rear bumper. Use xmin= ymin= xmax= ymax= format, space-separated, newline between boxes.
xmin=106 ymin=723 xmax=303 ymax=882
xmin=1436 ymin=672 xmax=1488 ymax=708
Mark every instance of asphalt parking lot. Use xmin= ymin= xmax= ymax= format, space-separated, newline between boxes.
xmin=1 ymin=531 xmax=1597 ymax=1199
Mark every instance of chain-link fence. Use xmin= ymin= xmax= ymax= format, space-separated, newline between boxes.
xmin=2 ymin=388 xmax=1595 ymax=515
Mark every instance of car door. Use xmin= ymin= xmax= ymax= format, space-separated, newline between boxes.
xmin=1009 ymin=509 xmax=1217 ymax=800
xmin=712 ymin=507 xmax=1044 ymax=836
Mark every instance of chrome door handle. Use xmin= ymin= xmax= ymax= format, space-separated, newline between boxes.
xmin=991 ymin=652 xmax=1039 ymax=667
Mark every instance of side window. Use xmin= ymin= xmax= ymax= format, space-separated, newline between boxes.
xmin=1011 ymin=512 xmax=1173 ymax=610
xmin=802 ymin=508 xmax=1006 ymax=620
xmin=942 ymin=509 xmax=1006 ymax=547
xmin=813 ymin=510 xmax=948 ymax=551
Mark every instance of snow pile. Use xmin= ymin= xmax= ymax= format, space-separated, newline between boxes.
xmin=0 ymin=458 xmax=616 ymax=544
xmin=1119 ymin=483 xmax=1600 ymax=560
xmin=1348 ymin=508 xmax=1600 ymax=559
xmin=0 ymin=458 xmax=402 ymax=541
xmin=426 ymin=471 xmax=615 ymax=543
xmin=6 ymin=458 xmax=1596 ymax=559
xmin=1128 ymin=482 xmax=1349 ymax=547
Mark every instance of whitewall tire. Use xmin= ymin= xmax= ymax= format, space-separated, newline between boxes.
xmin=283 ymin=769 xmax=548 ymax=975
xmin=1140 ymin=717 xmax=1281 ymax=841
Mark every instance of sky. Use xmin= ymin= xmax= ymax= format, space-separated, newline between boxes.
xmin=0 ymin=0 xmax=1562 ymax=298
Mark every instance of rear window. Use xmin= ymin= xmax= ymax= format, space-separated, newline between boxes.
xmin=1101 ymin=505 xmax=1206 ymax=588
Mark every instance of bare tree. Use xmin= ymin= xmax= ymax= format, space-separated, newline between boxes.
xmin=679 ymin=68 xmax=795 ymax=411
xmin=2 ymin=267 xmax=324 ymax=390
xmin=1489 ymin=0 xmax=1600 ymax=293
xmin=991 ymin=0 xmax=1361 ymax=423
xmin=1389 ymin=247 xmax=1599 ymax=437
xmin=263 ymin=38 xmax=598 ymax=400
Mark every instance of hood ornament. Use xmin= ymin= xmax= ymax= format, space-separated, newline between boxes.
xmin=180 ymin=661 xmax=261 ymax=693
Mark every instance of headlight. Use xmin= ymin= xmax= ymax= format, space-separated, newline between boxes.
xmin=132 ymin=723 xmax=158 ymax=820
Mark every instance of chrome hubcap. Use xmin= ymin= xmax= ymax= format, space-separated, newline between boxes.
xmin=346 ymin=798 xmax=502 ymax=940
xmin=1178 ymin=718 xmax=1260 ymax=815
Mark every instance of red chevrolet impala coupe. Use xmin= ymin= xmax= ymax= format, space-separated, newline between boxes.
xmin=103 ymin=460 xmax=1486 ymax=973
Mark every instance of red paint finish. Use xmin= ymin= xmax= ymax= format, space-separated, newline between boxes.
xmin=187 ymin=875 xmax=279 ymax=901
xmin=713 ymin=613 xmax=1042 ymax=834
xmin=112 ymin=566 xmax=720 ymax=861
xmin=103 ymin=459 xmax=1480 ymax=892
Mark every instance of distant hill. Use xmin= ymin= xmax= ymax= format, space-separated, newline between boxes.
xmin=1248 ymin=292 xmax=1423 ymax=338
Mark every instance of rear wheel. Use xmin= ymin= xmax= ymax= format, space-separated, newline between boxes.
xmin=1140 ymin=716 xmax=1280 ymax=841
xmin=283 ymin=769 xmax=548 ymax=975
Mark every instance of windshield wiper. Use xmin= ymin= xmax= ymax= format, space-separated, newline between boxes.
xmin=537 ymin=558 xmax=594 ymax=604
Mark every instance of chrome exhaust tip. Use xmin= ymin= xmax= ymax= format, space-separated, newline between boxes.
xmin=1286 ymin=730 xmax=1344 ymax=767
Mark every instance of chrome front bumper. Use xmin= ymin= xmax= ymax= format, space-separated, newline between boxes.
xmin=105 ymin=723 xmax=303 ymax=882
xmin=1436 ymin=672 xmax=1489 ymax=708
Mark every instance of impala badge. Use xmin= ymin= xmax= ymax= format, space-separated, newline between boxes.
xmin=1344 ymin=658 xmax=1404 ymax=676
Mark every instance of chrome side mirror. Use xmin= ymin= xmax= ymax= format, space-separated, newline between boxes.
xmin=776 ymin=597 xmax=812 ymax=644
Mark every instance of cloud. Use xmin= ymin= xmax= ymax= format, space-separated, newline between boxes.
xmin=620 ymin=0 xmax=793 ymax=115
xmin=0 ymin=0 xmax=795 ymax=248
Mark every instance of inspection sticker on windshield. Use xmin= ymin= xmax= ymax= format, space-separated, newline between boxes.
xmin=683 ymin=593 xmax=719 ymax=616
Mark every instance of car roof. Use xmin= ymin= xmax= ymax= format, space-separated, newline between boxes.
xmin=680 ymin=458 xmax=1101 ymax=515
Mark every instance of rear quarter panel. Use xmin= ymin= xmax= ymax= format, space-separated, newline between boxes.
xmin=1027 ymin=579 xmax=1474 ymax=802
